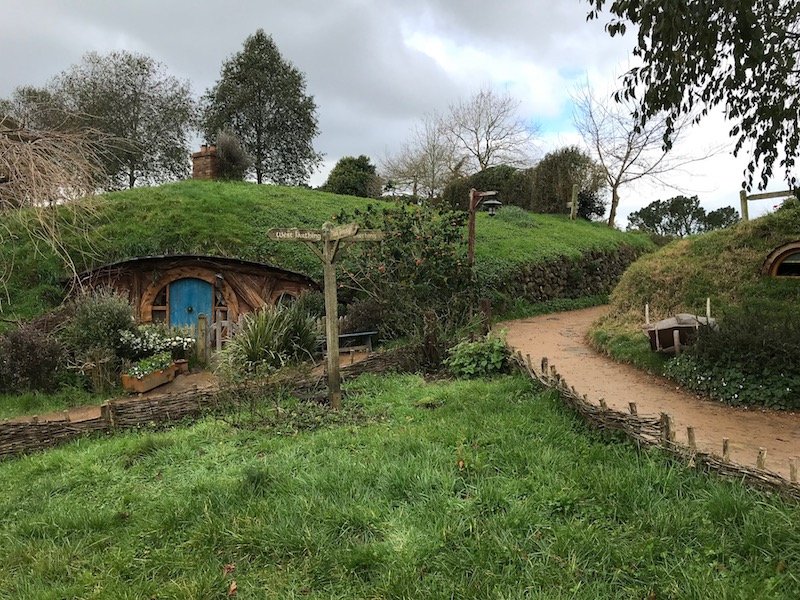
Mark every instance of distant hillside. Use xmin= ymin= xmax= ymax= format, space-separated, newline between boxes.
xmin=0 ymin=180 xmax=652 ymax=322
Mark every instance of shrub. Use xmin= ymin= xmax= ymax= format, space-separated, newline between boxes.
xmin=445 ymin=333 xmax=511 ymax=379
xmin=0 ymin=325 xmax=65 ymax=393
xmin=61 ymin=288 xmax=135 ymax=358
xmin=217 ymin=303 xmax=318 ymax=380
xmin=335 ymin=203 xmax=473 ymax=340
xmin=215 ymin=129 xmax=252 ymax=181
xmin=665 ymin=303 xmax=800 ymax=410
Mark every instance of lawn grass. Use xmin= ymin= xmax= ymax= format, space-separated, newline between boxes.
xmin=0 ymin=387 xmax=113 ymax=420
xmin=1 ymin=374 xmax=798 ymax=598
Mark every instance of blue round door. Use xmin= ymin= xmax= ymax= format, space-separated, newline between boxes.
xmin=169 ymin=278 xmax=213 ymax=329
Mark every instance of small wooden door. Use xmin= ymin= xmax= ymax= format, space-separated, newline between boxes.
xmin=169 ymin=278 xmax=213 ymax=329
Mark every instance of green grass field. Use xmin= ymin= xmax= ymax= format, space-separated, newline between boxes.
xmin=1 ymin=374 xmax=797 ymax=599
xmin=0 ymin=180 xmax=651 ymax=324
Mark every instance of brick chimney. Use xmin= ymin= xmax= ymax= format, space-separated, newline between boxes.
xmin=191 ymin=144 xmax=219 ymax=180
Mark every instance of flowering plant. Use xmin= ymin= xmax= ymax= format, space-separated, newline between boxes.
xmin=119 ymin=325 xmax=195 ymax=360
xmin=123 ymin=352 xmax=174 ymax=379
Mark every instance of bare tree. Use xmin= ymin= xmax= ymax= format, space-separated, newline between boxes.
xmin=0 ymin=117 xmax=106 ymax=307
xmin=443 ymin=87 xmax=538 ymax=172
xmin=573 ymin=84 xmax=714 ymax=227
xmin=383 ymin=113 xmax=463 ymax=200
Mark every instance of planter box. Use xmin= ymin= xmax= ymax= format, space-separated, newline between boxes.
xmin=121 ymin=364 xmax=177 ymax=394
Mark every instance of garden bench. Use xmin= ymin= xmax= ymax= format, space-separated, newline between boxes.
xmin=320 ymin=331 xmax=378 ymax=354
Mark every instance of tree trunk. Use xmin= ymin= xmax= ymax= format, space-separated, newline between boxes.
xmin=607 ymin=186 xmax=619 ymax=228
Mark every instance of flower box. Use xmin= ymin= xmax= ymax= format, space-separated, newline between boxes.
xmin=121 ymin=363 xmax=177 ymax=393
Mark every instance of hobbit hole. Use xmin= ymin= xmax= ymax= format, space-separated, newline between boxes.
xmin=76 ymin=255 xmax=318 ymax=344
xmin=762 ymin=241 xmax=800 ymax=277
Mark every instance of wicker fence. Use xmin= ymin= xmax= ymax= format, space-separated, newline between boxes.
xmin=0 ymin=349 xmax=408 ymax=461
xmin=512 ymin=350 xmax=800 ymax=502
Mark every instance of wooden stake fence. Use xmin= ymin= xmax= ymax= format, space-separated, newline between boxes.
xmin=512 ymin=350 xmax=800 ymax=502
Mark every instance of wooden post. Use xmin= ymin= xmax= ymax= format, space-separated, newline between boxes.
xmin=757 ymin=448 xmax=767 ymax=470
xmin=197 ymin=314 xmax=208 ymax=364
xmin=673 ymin=330 xmax=681 ymax=355
xmin=570 ymin=184 xmax=578 ymax=220
xmin=660 ymin=413 xmax=671 ymax=444
xmin=268 ymin=223 xmax=383 ymax=409
xmin=706 ymin=297 xmax=711 ymax=321
xmin=687 ymin=427 xmax=696 ymax=452
xmin=645 ymin=303 xmax=650 ymax=325
xmin=628 ymin=402 xmax=638 ymax=415
xmin=467 ymin=189 xmax=477 ymax=267
xmin=664 ymin=414 xmax=675 ymax=442
xmin=722 ymin=438 xmax=730 ymax=461
xmin=790 ymin=459 xmax=798 ymax=483
xmin=479 ymin=298 xmax=492 ymax=335
xmin=321 ymin=234 xmax=342 ymax=409
xmin=739 ymin=189 xmax=749 ymax=222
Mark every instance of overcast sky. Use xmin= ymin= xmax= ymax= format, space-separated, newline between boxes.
xmin=0 ymin=0 xmax=786 ymax=223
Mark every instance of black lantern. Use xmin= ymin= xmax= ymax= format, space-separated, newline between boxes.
xmin=483 ymin=197 xmax=502 ymax=216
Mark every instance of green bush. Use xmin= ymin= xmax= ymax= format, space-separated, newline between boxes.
xmin=61 ymin=288 xmax=135 ymax=358
xmin=335 ymin=203 xmax=473 ymax=341
xmin=665 ymin=303 xmax=800 ymax=410
xmin=0 ymin=325 xmax=65 ymax=393
xmin=217 ymin=303 xmax=318 ymax=381
xmin=445 ymin=333 xmax=511 ymax=378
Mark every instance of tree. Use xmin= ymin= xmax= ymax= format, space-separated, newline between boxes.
xmin=573 ymin=84 xmax=709 ymax=227
xmin=530 ymin=146 xmax=606 ymax=216
xmin=441 ymin=165 xmax=534 ymax=211
xmin=585 ymin=0 xmax=800 ymax=191
xmin=442 ymin=87 xmax=538 ymax=172
xmin=49 ymin=51 xmax=196 ymax=189
xmin=627 ymin=196 xmax=740 ymax=237
xmin=703 ymin=206 xmax=741 ymax=231
xmin=322 ymin=155 xmax=382 ymax=198
xmin=215 ymin=129 xmax=252 ymax=181
xmin=383 ymin=112 xmax=461 ymax=200
xmin=0 ymin=117 xmax=106 ymax=297
xmin=203 ymin=29 xmax=322 ymax=185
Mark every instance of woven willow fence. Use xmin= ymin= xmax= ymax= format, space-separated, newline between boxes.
xmin=0 ymin=350 xmax=407 ymax=461
xmin=511 ymin=350 xmax=800 ymax=502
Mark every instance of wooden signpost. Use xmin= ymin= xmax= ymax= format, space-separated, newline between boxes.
xmin=268 ymin=222 xmax=384 ymax=409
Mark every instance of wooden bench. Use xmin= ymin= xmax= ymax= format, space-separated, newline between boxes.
xmin=320 ymin=331 xmax=378 ymax=354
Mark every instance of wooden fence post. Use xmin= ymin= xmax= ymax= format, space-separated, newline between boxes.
xmin=739 ymin=189 xmax=749 ymax=222
xmin=197 ymin=314 xmax=209 ymax=364
xmin=687 ymin=427 xmax=696 ymax=452
xmin=660 ymin=413 xmax=671 ymax=444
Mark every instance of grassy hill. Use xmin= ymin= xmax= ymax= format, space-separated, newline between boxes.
xmin=0 ymin=180 xmax=652 ymax=323
xmin=591 ymin=201 xmax=800 ymax=394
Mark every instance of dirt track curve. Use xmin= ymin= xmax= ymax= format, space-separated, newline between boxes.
xmin=503 ymin=306 xmax=800 ymax=480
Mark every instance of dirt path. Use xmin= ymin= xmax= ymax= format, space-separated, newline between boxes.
xmin=503 ymin=306 xmax=800 ymax=480
xmin=8 ymin=371 xmax=219 ymax=425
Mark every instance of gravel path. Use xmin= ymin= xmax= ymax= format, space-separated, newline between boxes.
xmin=503 ymin=306 xmax=800 ymax=480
